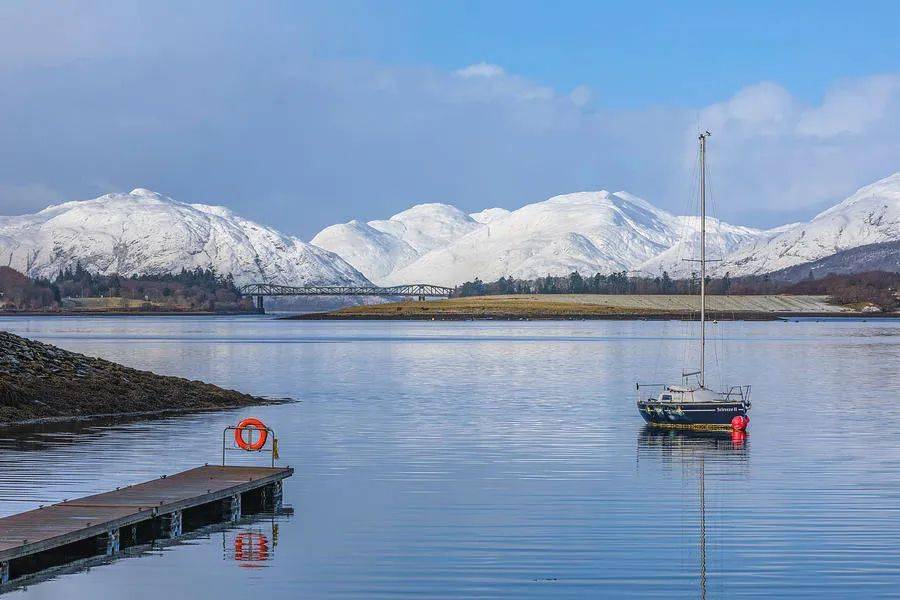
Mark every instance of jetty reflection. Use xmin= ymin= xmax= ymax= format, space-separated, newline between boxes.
xmin=637 ymin=426 xmax=749 ymax=599
xmin=0 ymin=510 xmax=290 ymax=594
xmin=224 ymin=522 xmax=279 ymax=569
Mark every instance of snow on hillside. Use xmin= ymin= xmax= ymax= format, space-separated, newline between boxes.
xmin=721 ymin=173 xmax=900 ymax=276
xmin=381 ymin=191 xmax=688 ymax=286
xmin=368 ymin=203 xmax=481 ymax=255
xmin=0 ymin=188 xmax=370 ymax=286
xmin=638 ymin=217 xmax=766 ymax=278
xmin=469 ymin=208 xmax=510 ymax=224
xmin=10 ymin=172 xmax=897 ymax=292
xmin=310 ymin=219 xmax=419 ymax=281
xmin=312 ymin=203 xmax=482 ymax=282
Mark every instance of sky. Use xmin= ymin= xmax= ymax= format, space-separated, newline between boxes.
xmin=1 ymin=0 xmax=900 ymax=238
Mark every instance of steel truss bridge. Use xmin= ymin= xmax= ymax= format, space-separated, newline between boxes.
xmin=238 ymin=283 xmax=454 ymax=312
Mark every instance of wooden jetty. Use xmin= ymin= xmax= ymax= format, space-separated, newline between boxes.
xmin=0 ymin=465 xmax=293 ymax=587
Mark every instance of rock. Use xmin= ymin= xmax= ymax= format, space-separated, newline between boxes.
xmin=1 ymin=331 xmax=269 ymax=425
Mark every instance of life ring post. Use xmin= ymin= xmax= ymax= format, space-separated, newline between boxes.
xmin=222 ymin=418 xmax=279 ymax=467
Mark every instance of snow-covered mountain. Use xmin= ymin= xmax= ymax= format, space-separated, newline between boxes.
xmin=721 ymin=173 xmax=900 ymax=276
xmin=0 ymin=188 xmax=370 ymax=286
xmin=311 ymin=203 xmax=482 ymax=281
xmin=637 ymin=217 xmax=770 ymax=278
xmin=379 ymin=191 xmax=765 ymax=286
xmin=314 ymin=174 xmax=900 ymax=286
xmin=469 ymin=208 xmax=510 ymax=224
xmin=312 ymin=191 xmax=776 ymax=287
xmin=6 ymin=172 xmax=899 ymax=292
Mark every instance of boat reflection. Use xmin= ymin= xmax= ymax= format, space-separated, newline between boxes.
xmin=637 ymin=425 xmax=749 ymax=467
xmin=637 ymin=426 xmax=749 ymax=599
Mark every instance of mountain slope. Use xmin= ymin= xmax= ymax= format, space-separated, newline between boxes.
xmin=766 ymin=240 xmax=900 ymax=282
xmin=312 ymin=203 xmax=482 ymax=282
xmin=0 ymin=188 xmax=370 ymax=286
xmin=721 ymin=173 xmax=900 ymax=276
xmin=638 ymin=217 xmax=769 ymax=278
xmin=368 ymin=203 xmax=482 ymax=255
xmin=382 ymin=191 xmax=686 ymax=286
xmin=310 ymin=219 xmax=419 ymax=281
xmin=469 ymin=208 xmax=510 ymax=224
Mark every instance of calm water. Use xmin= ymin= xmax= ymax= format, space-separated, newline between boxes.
xmin=1 ymin=316 xmax=899 ymax=598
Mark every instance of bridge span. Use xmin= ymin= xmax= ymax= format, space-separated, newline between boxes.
xmin=238 ymin=283 xmax=454 ymax=313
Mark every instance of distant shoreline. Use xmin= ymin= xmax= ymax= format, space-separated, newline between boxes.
xmin=0 ymin=310 xmax=259 ymax=317
xmin=289 ymin=311 xmax=900 ymax=322
xmin=281 ymin=294 xmax=898 ymax=322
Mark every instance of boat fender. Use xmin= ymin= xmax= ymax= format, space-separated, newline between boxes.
xmin=730 ymin=415 xmax=749 ymax=431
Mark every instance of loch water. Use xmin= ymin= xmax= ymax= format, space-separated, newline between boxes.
xmin=1 ymin=316 xmax=899 ymax=598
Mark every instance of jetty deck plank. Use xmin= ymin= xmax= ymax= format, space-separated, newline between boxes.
xmin=0 ymin=465 xmax=292 ymax=562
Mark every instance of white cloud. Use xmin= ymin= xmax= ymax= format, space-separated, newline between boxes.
xmin=796 ymin=75 xmax=900 ymax=137
xmin=569 ymin=85 xmax=592 ymax=107
xmin=0 ymin=3 xmax=899 ymax=234
xmin=455 ymin=62 xmax=505 ymax=79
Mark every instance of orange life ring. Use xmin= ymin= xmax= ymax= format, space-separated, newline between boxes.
xmin=235 ymin=418 xmax=268 ymax=451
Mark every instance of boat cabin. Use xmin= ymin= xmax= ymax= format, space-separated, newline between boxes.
xmin=656 ymin=386 xmax=724 ymax=403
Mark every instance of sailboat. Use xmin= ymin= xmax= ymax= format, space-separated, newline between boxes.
xmin=636 ymin=132 xmax=751 ymax=430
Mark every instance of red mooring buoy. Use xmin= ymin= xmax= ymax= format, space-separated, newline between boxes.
xmin=731 ymin=415 xmax=749 ymax=431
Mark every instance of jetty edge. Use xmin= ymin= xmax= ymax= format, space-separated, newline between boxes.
xmin=0 ymin=464 xmax=293 ymax=588
xmin=0 ymin=331 xmax=282 ymax=426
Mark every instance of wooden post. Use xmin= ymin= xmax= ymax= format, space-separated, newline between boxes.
xmin=223 ymin=494 xmax=241 ymax=522
xmin=161 ymin=510 xmax=182 ymax=538
xmin=270 ymin=480 xmax=283 ymax=511
xmin=104 ymin=528 xmax=120 ymax=556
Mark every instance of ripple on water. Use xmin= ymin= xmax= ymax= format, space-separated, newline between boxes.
xmin=0 ymin=316 xmax=899 ymax=598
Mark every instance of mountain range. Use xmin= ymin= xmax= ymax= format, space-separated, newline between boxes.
xmin=2 ymin=174 xmax=900 ymax=289
xmin=0 ymin=188 xmax=369 ymax=287
xmin=313 ymin=173 xmax=900 ymax=286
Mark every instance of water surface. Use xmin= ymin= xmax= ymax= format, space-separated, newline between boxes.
xmin=1 ymin=316 xmax=899 ymax=598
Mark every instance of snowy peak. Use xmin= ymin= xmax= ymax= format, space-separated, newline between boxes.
xmin=469 ymin=208 xmax=510 ymax=224
xmin=314 ymin=188 xmax=783 ymax=287
xmin=369 ymin=203 xmax=481 ymax=254
xmin=129 ymin=187 xmax=164 ymax=198
xmin=0 ymin=189 xmax=370 ymax=287
xmin=721 ymin=172 xmax=900 ymax=276
xmin=312 ymin=202 xmax=483 ymax=282
xmin=381 ymin=191 xmax=691 ymax=286
xmin=310 ymin=219 xmax=419 ymax=281
xmin=816 ymin=172 xmax=900 ymax=219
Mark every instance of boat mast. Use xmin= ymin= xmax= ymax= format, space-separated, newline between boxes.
xmin=699 ymin=131 xmax=709 ymax=388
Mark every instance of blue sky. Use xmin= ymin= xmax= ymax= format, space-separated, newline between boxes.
xmin=1 ymin=1 xmax=899 ymax=237
xmin=313 ymin=0 xmax=900 ymax=107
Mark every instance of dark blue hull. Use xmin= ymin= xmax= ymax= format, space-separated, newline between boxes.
xmin=637 ymin=400 xmax=748 ymax=429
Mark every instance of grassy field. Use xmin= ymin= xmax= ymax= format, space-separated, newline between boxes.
xmin=313 ymin=296 xmax=663 ymax=319
xmin=291 ymin=293 xmax=848 ymax=320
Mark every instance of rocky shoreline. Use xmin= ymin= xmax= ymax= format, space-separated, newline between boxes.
xmin=0 ymin=331 xmax=272 ymax=426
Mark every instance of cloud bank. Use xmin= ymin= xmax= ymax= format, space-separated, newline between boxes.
xmin=0 ymin=3 xmax=899 ymax=237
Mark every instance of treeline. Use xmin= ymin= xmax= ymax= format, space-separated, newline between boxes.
xmin=0 ymin=267 xmax=56 ymax=310
xmin=455 ymin=271 xmax=736 ymax=297
xmin=0 ymin=264 xmax=253 ymax=312
xmin=453 ymin=270 xmax=900 ymax=310
xmin=786 ymin=271 xmax=899 ymax=310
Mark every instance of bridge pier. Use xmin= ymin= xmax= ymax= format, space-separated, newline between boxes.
xmin=256 ymin=295 xmax=265 ymax=314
